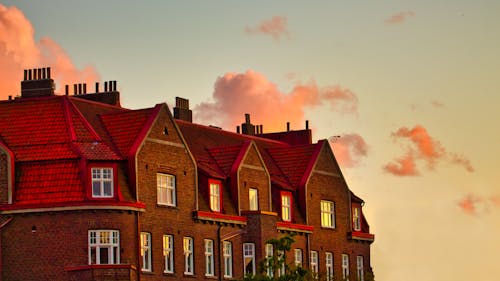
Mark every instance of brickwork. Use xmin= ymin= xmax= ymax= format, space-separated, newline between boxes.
xmin=0 ymin=152 xmax=7 ymax=204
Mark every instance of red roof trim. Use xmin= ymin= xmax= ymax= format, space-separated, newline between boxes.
xmin=194 ymin=210 xmax=247 ymax=223
xmin=62 ymin=97 xmax=77 ymax=141
xmin=0 ymin=200 xmax=145 ymax=211
xmin=349 ymin=231 xmax=375 ymax=241
xmin=298 ymin=140 xmax=325 ymax=188
xmin=230 ymin=140 xmax=252 ymax=176
xmin=276 ymin=221 xmax=314 ymax=232
xmin=65 ymin=264 xmax=137 ymax=272
xmin=127 ymin=104 xmax=163 ymax=158
xmin=66 ymin=97 xmax=102 ymax=142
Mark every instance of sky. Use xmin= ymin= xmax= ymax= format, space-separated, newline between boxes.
xmin=1 ymin=1 xmax=500 ymax=280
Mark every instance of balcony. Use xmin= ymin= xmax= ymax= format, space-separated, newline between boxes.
xmin=65 ymin=264 xmax=137 ymax=281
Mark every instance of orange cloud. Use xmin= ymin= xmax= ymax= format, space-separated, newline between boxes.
xmin=245 ymin=16 xmax=290 ymax=40
xmin=458 ymin=194 xmax=479 ymax=215
xmin=384 ymin=125 xmax=474 ymax=176
xmin=0 ymin=4 xmax=99 ymax=98
xmin=384 ymin=11 xmax=415 ymax=25
xmin=194 ymin=70 xmax=358 ymax=132
xmin=431 ymin=100 xmax=445 ymax=108
xmin=329 ymin=134 xmax=368 ymax=168
xmin=458 ymin=194 xmax=500 ymax=215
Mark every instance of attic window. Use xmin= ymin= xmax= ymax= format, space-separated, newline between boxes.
xmin=163 ymin=127 xmax=168 ymax=135
xmin=92 ymin=168 xmax=114 ymax=198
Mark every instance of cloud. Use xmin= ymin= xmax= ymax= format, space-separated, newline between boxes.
xmin=458 ymin=194 xmax=500 ymax=215
xmin=384 ymin=125 xmax=474 ymax=176
xmin=0 ymin=4 xmax=99 ymax=98
xmin=431 ymin=100 xmax=445 ymax=108
xmin=194 ymin=70 xmax=358 ymax=132
xmin=329 ymin=133 xmax=368 ymax=168
xmin=245 ymin=16 xmax=290 ymax=40
xmin=384 ymin=11 xmax=415 ymax=25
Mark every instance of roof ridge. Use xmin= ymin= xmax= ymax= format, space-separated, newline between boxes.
xmin=68 ymin=95 xmax=126 ymax=110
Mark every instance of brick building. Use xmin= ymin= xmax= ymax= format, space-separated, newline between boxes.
xmin=0 ymin=68 xmax=374 ymax=281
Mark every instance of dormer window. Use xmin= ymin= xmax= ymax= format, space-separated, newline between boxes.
xmin=353 ymin=207 xmax=361 ymax=231
xmin=92 ymin=168 xmax=113 ymax=198
xmin=281 ymin=191 xmax=292 ymax=222
xmin=209 ymin=179 xmax=222 ymax=212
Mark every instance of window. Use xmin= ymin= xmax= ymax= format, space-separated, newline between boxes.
xmin=281 ymin=192 xmax=292 ymax=222
xmin=326 ymin=252 xmax=333 ymax=281
xmin=321 ymin=200 xmax=335 ymax=228
xmin=353 ymin=207 xmax=361 ymax=231
xmin=277 ymin=250 xmax=285 ymax=276
xmin=91 ymin=168 xmax=113 ymax=197
xmin=209 ymin=180 xmax=221 ymax=212
xmin=157 ymin=173 xmax=176 ymax=206
xmin=310 ymin=251 xmax=318 ymax=275
xmin=88 ymin=230 xmax=119 ymax=265
xmin=342 ymin=254 xmax=349 ymax=281
xmin=243 ymin=243 xmax=255 ymax=275
xmin=140 ymin=232 xmax=152 ymax=272
xmin=184 ymin=237 xmax=194 ymax=275
xmin=357 ymin=256 xmax=364 ymax=281
xmin=223 ymin=241 xmax=233 ymax=278
xmin=163 ymin=235 xmax=174 ymax=273
xmin=265 ymin=244 xmax=274 ymax=277
xmin=294 ymin=249 xmax=303 ymax=267
xmin=249 ymin=188 xmax=258 ymax=210
xmin=205 ymin=239 xmax=215 ymax=276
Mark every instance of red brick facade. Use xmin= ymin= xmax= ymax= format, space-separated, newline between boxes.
xmin=0 ymin=69 xmax=374 ymax=281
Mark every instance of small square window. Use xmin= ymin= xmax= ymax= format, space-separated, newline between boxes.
xmin=157 ymin=173 xmax=176 ymax=206
xmin=91 ymin=168 xmax=113 ymax=198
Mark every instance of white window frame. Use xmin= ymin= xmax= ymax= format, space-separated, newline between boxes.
xmin=277 ymin=249 xmax=285 ymax=276
xmin=88 ymin=230 xmax=120 ymax=265
xmin=294 ymin=249 xmax=303 ymax=267
xmin=209 ymin=182 xmax=221 ymax=212
xmin=310 ymin=251 xmax=318 ymax=274
xmin=205 ymin=239 xmax=215 ymax=276
xmin=249 ymin=188 xmax=258 ymax=211
xmin=342 ymin=254 xmax=350 ymax=281
xmin=357 ymin=256 xmax=364 ymax=281
xmin=157 ymin=173 xmax=176 ymax=206
xmin=353 ymin=207 xmax=361 ymax=231
xmin=281 ymin=193 xmax=291 ymax=221
xmin=321 ymin=200 xmax=335 ymax=228
xmin=163 ymin=235 xmax=174 ymax=273
xmin=243 ymin=243 xmax=255 ymax=275
xmin=140 ymin=232 xmax=152 ymax=272
xmin=326 ymin=252 xmax=333 ymax=281
xmin=223 ymin=241 xmax=233 ymax=278
xmin=265 ymin=243 xmax=274 ymax=277
xmin=91 ymin=168 xmax=113 ymax=198
xmin=184 ymin=237 xmax=194 ymax=275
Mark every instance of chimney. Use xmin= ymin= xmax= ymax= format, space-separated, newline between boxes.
xmin=241 ymin=113 xmax=255 ymax=135
xmin=287 ymin=122 xmax=290 ymax=132
xmin=173 ymin=97 xmax=193 ymax=122
xmin=21 ymin=67 xmax=55 ymax=98
xmin=73 ymin=80 xmax=121 ymax=107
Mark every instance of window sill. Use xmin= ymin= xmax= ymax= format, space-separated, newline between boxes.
xmin=204 ymin=275 xmax=218 ymax=279
xmin=320 ymin=226 xmax=337 ymax=230
xmin=156 ymin=204 xmax=179 ymax=210
xmin=183 ymin=273 xmax=197 ymax=278
xmin=141 ymin=270 xmax=154 ymax=275
xmin=163 ymin=272 xmax=176 ymax=277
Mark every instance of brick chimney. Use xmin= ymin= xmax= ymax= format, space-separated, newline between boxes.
xmin=241 ymin=114 xmax=255 ymax=135
xmin=72 ymin=80 xmax=121 ymax=107
xmin=173 ymin=97 xmax=192 ymax=122
xmin=21 ymin=67 xmax=55 ymax=98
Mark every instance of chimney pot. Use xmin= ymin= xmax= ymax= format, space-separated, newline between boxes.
xmin=237 ymin=126 xmax=240 ymax=134
xmin=73 ymin=84 xmax=77 ymax=95
xmin=24 ymin=70 xmax=27 ymax=81
xmin=28 ymin=69 xmax=32 ymax=80
xmin=47 ymin=67 xmax=51 ymax=79
xmin=260 ymin=125 xmax=263 ymax=134
xmin=37 ymin=68 xmax=42 ymax=80
xmin=8 ymin=95 xmax=12 ymax=100
xmin=306 ymin=120 xmax=309 ymax=130
xmin=95 ymin=82 xmax=99 ymax=93
xmin=287 ymin=122 xmax=290 ymax=132
xmin=78 ymin=83 xmax=82 ymax=95
xmin=83 ymin=83 xmax=87 ymax=94
xmin=245 ymin=113 xmax=251 ymax=124
xmin=65 ymin=85 xmax=69 ymax=95
xmin=42 ymin=68 xmax=46 ymax=79
xmin=104 ymin=81 xmax=108 ymax=92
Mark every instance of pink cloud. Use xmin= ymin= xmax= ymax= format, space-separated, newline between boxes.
xmin=329 ymin=133 xmax=368 ymax=168
xmin=431 ymin=100 xmax=445 ymax=108
xmin=384 ymin=125 xmax=474 ymax=176
xmin=245 ymin=16 xmax=290 ymax=40
xmin=384 ymin=11 xmax=415 ymax=25
xmin=194 ymin=70 xmax=358 ymax=132
xmin=458 ymin=194 xmax=479 ymax=215
xmin=0 ymin=4 xmax=99 ymax=98
xmin=458 ymin=194 xmax=500 ymax=215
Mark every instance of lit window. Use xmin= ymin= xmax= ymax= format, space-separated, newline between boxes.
xmin=209 ymin=181 xmax=221 ymax=212
xmin=265 ymin=244 xmax=273 ymax=277
xmin=184 ymin=237 xmax=194 ymax=275
xmin=326 ymin=252 xmax=333 ymax=281
xmin=204 ymin=239 xmax=215 ymax=276
xmin=321 ymin=200 xmax=335 ymax=228
xmin=310 ymin=251 xmax=318 ymax=274
xmin=249 ymin=188 xmax=258 ymax=211
xmin=140 ymin=232 xmax=152 ymax=272
xmin=342 ymin=254 xmax=350 ymax=281
xmin=243 ymin=243 xmax=255 ymax=275
xmin=357 ymin=256 xmax=364 ymax=281
xmin=92 ymin=168 xmax=113 ymax=197
xmin=88 ymin=230 xmax=119 ymax=265
xmin=163 ymin=235 xmax=174 ymax=273
xmin=281 ymin=192 xmax=292 ymax=221
xmin=353 ymin=207 xmax=361 ymax=231
xmin=157 ymin=173 xmax=176 ymax=206
xmin=223 ymin=241 xmax=233 ymax=278
xmin=294 ymin=249 xmax=303 ymax=267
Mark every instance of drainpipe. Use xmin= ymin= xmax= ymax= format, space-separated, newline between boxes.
xmin=136 ymin=212 xmax=141 ymax=281
xmin=305 ymin=232 xmax=310 ymax=270
xmin=0 ymin=217 xmax=14 ymax=281
xmin=217 ymin=225 xmax=223 ymax=281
